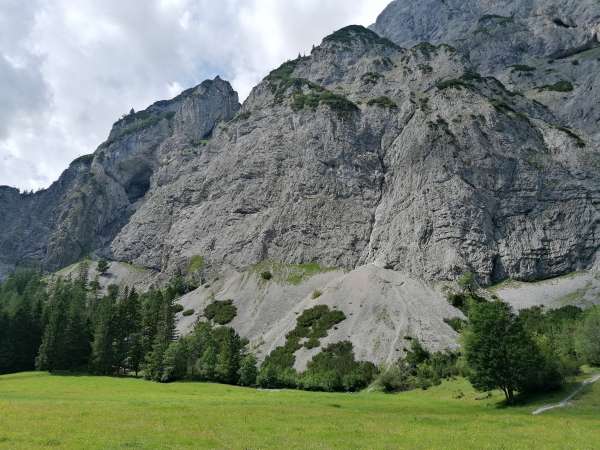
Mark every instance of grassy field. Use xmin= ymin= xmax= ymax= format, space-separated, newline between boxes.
xmin=0 ymin=371 xmax=599 ymax=449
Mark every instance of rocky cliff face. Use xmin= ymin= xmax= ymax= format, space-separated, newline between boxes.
xmin=111 ymin=26 xmax=600 ymax=284
xmin=0 ymin=78 xmax=239 ymax=279
xmin=372 ymin=0 xmax=600 ymax=142
xmin=3 ymin=2 xmax=600 ymax=287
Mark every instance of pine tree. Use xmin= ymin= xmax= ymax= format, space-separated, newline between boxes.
xmin=238 ymin=354 xmax=258 ymax=386
xmin=112 ymin=288 xmax=143 ymax=374
xmin=187 ymin=322 xmax=213 ymax=379
xmin=0 ymin=310 xmax=13 ymax=374
xmin=63 ymin=283 xmax=91 ymax=371
xmin=144 ymin=292 xmax=176 ymax=381
xmin=127 ymin=332 xmax=144 ymax=377
xmin=77 ymin=260 xmax=90 ymax=286
xmin=91 ymin=293 xmax=116 ymax=375
xmin=141 ymin=290 xmax=163 ymax=357
xmin=197 ymin=344 xmax=217 ymax=380
xmin=97 ymin=259 xmax=110 ymax=276
xmin=36 ymin=280 xmax=70 ymax=371
xmin=214 ymin=327 xmax=242 ymax=384
xmin=160 ymin=340 xmax=189 ymax=382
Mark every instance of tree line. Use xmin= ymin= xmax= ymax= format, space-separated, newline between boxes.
xmin=0 ymin=269 xmax=374 ymax=390
xmin=1 ymin=268 xmax=599 ymax=402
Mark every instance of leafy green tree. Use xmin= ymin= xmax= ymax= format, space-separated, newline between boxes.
xmin=458 ymin=272 xmax=477 ymax=293
xmin=375 ymin=361 xmax=413 ymax=392
xmin=197 ymin=344 xmax=218 ymax=380
xmin=463 ymin=301 xmax=547 ymax=403
xmin=160 ymin=340 xmax=189 ymax=382
xmin=238 ymin=354 xmax=258 ymax=386
xmin=405 ymin=339 xmax=430 ymax=369
xmin=299 ymin=341 xmax=376 ymax=392
xmin=576 ymin=307 xmax=600 ymax=366
xmin=187 ymin=322 xmax=213 ymax=379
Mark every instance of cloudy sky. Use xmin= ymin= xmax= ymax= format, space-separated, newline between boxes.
xmin=0 ymin=0 xmax=390 ymax=191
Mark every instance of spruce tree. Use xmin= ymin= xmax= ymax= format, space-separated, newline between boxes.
xmin=214 ymin=327 xmax=242 ymax=384
xmin=91 ymin=293 xmax=116 ymax=375
xmin=238 ymin=354 xmax=258 ymax=386
xmin=144 ymin=291 xmax=176 ymax=381
xmin=0 ymin=310 xmax=13 ymax=374
xmin=198 ymin=344 xmax=218 ymax=380
xmin=36 ymin=280 xmax=70 ymax=371
xmin=63 ymin=283 xmax=91 ymax=371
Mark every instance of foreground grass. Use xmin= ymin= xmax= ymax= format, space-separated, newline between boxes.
xmin=0 ymin=372 xmax=599 ymax=449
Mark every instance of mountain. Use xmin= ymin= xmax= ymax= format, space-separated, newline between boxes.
xmin=372 ymin=0 xmax=600 ymax=142
xmin=2 ymin=1 xmax=600 ymax=363
xmin=0 ymin=78 xmax=240 ymax=278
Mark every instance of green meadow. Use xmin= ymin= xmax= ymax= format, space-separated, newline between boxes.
xmin=1 ymin=371 xmax=599 ymax=450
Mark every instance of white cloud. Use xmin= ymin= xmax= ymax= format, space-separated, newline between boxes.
xmin=0 ymin=0 xmax=390 ymax=191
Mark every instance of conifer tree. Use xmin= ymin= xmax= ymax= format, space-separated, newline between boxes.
xmin=63 ymin=283 xmax=92 ymax=371
xmin=0 ymin=310 xmax=12 ymax=373
xmin=144 ymin=291 xmax=176 ymax=380
xmin=36 ymin=279 xmax=70 ymax=371
xmin=91 ymin=292 xmax=117 ymax=375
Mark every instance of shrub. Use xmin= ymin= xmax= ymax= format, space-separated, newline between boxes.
xmin=257 ymin=365 xmax=298 ymax=389
xmin=537 ymin=80 xmax=574 ymax=92
xmin=259 ymin=305 xmax=347 ymax=388
xmin=204 ymin=300 xmax=237 ymax=325
xmin=182 ymin=309 xmax=195 ymax=317
xmin=238 ymin=354 xmax=258 ymax=386
xmin=311 ymin=290 xmax=322 ymax=299
xmin=457 ymin=272 xmax=477 ymax=293
xmin=292 ymin=89 xmax=359 ymax=116
xmin=436 ymin=78 xmax=470 ymax=90
xmin=159 ymin=340 xmax=189 ymax=383
xmin=444 ymin=317 xmax=467 ymax=333
xmin=510 ymin=64 xmax=536 ymax=73
xmin=361 ymin=72 xmax=383 ymax=84
xmin=299 ymin=341 xmax=377 ymax=392
xmin=367 ymin=96 xmax=398 ymax=109
xmin=576 ymin=306 xmax=600 ymax=366
xmin=187 ymin=255 xmax=204 ymax=274
xmin=322 ymin=25 xmax=399 ymax=50
xmin=260 ymin=271 xmax=272 ymax=281
xmin=376 ymin=362 xmax=414 ymax=392
xmin=555 ymin=126 xmax=585 ymax=148
xmin=304 ymin=337 xmax=320 ymax=349
xmin=173 ymin=304 xmax=185 ymax=314
xmin=405 ymin=340 xmax=430 ymax=369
